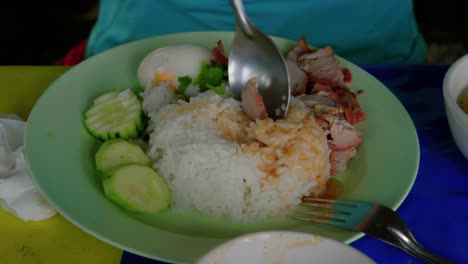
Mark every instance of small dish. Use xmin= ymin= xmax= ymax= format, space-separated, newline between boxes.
xmin=196 ymin=231 xmax=375 ymax=264
xmin=443 ymin=53 xmax=468 ymax=159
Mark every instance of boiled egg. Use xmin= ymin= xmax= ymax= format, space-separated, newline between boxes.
xmin=137 ymin=44 xmax=214 ymax=89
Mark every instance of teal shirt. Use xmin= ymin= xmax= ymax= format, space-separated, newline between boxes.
xmin=86 ymin=0 xmax=427 ymax=64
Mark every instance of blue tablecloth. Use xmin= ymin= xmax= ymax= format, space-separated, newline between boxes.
xmin=122 ymin=64 xmax=468 ymax=264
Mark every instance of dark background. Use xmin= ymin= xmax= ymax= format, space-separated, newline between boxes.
xmin=1 ymin=0 xmax=467 ymax=65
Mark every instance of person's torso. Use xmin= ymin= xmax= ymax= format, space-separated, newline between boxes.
xmin=86 ymin=0 xmax=427 ymax=64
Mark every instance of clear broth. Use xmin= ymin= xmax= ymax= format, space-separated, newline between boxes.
xmin=457 ymin=86 xmax=468 ymax=114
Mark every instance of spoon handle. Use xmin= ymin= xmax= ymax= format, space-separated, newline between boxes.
xmin=230 ymin=0 xmax=254 ymax=37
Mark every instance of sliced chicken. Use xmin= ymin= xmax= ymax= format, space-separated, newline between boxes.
xmin=299 ymin=93 xmax=341 ymax=116
xmin=342 ymin=68 xmax=352 ymax=83
xmin=286 ymin=60 xmax=308 ymax=95
xmin=340 ymin=90 xmax=366 ymax=125
xmin=309 ymin=83 xmax=366 ymax=126
xmin=285 ymin=37 xmax=312 ymax=96
xmin=241 ymin=77 xmax=268 ymax=121
xmin=329 ymin=117 xmax=363 ymax=151
xmin=330 ymin=148 xmax=357 ymax=175
xmin=311 ymin=83 xmax=333 ymax=93
xmin=286 ymin=37 xmax=312 ymax=62
xmin=298 ymin=46 xmax=344 ymax=86
xmin=299 ymin=93 xmax=337 ymax=108
xmin=301 ymin=95 xmax=362 ymax=174
xmin=211 ymin=40 xmax=228 ymax=66
xmin=283 ymin=38 xmax=364 ymax=176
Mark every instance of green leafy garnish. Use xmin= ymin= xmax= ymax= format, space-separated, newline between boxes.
xmin=194 ymin=62 xmax=225 ymax=92
xmin=175 ymin=76 xmax=192 ymax=95
xmin=192 ymin=62 xmax=231 ymax=97
xmin=206 ymin=83 xmax=232 ymax=98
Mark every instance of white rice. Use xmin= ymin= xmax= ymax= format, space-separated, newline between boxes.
xmin=143 ymin=86 xmax=330 ymax=222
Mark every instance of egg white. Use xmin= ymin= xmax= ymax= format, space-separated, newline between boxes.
xmin=137 ymin=44 xmax=215 ymax=89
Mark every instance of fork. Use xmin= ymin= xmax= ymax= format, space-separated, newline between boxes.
xmin=295 ymin=198 xmax=455 ymax=264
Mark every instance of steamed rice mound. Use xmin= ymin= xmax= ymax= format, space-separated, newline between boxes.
xmin=146 ymin=91 xmax=330 ymax=222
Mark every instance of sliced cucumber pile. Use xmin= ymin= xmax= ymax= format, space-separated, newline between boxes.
xmin=103 ymin=164 xmax=171 ymax=214
xmin=84 ymin=88 xmax=144 ymax=140
xmin=93 ymin=132 xmax=171 ymax=214
xmin=95 ymin=138 xmax=151 ymax=174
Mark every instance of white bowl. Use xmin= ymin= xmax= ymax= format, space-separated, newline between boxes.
xmin=443 ymin=54 xmax=468 ymax=159
xmin=196 ymin=231 xmax=375 ymax=264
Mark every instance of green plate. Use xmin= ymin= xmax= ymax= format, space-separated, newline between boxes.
xmin=24 ymin=31 xmax=419 ymax=263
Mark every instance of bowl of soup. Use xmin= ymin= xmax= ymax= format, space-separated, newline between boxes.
xmin=443 ymin=54 xmax=468 ymax=159
xmin=195 ymin=231 xmax=375 ymax=264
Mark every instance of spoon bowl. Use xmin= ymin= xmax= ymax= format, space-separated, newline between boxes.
xmin=228 ymin=0 xmax=290 ymax=119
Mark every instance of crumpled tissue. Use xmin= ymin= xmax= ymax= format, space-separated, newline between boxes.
xmin=0 ymin=114 xmax=56 ymax=221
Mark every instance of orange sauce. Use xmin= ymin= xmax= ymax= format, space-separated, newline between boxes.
xmin=302 ymin=178 xmax=344 ymax=201
xmin=318 ymin=178 xmax=344 ymax=199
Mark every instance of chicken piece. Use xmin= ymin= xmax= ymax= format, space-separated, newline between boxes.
xmin=310 ymin=83 xmax=366 ymax=126
xmin=286 ymin=37 xmax=312 ymax=62
xmin=299 ymin=93 xmax=337 ymax=108
xmin=330 ymin=148 xmax=357 ymax=175
xmin=299 ymin=93 xmax=341 ymax=116
xmin=285 ymin=37 xmax=311 ymax=96
xmin=340 ymin=90 xmax=366 ymax=125
xmin=241 ymin=77 xmax=268 ymax=120
xmin=211 ymin=40 xmax=228 ymax=66
xmin=298 ymin=46 xmax=344 ymax=86
xmin=329 ymin=117 xmax=363 ymax=151
xmin=342 ymin=68 xmax=352 ymax=83
xmin=310 ymin=83 xmax=345 ymax=109
xmin=311 ymin=83 xmax=333 ymax=93
xmin=286 ymin=61 xmax=308 ymax=95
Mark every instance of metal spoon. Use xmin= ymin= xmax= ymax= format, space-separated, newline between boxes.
xmin=228 ymin=0 xmax=290 ymax=119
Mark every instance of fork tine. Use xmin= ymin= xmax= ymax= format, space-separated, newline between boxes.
xmin=293 ymin=216 xmax=349 ymax=229
xmin=302 ymin=197 xmax=358 ymax=207
xmin=297 ymin=198 xmax=358 ymax=229
xmin=296 ymin=210 xmax=349 ymax=222
xmin=301 ymin=202 xmax=351 ymax=214
xmin=294 ymin=206 xmax=354 ymax=229
xmin=294 ymin=217 xmax=334 ymax=224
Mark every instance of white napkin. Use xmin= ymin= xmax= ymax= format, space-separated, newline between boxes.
xmin=0 ymin=114 xmax=56 ymax=221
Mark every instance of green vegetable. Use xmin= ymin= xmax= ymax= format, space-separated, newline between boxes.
xmin=103 ymin=164 xmax=171 ymax=214
xmin=206 ymin=83 xmax=232 ymax=97
xmin=84 ymin=88 xmax=144 ymax=140
xmin=190 ymin=62 xmax=230 ymax=97
xmin=175 ymin=76 xmax=192 ymax=95
xmin=174 ymin=62 xmax=231 ymax=99
xmin=194 ymin=62 xmax=224 ymax=92
xmin=95 ymin=138 xmax=151 ymax=175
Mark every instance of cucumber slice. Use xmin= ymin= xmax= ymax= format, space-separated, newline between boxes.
xmin=84 ymin=88 xmax=144 ymax=140
xmin=103 ymin=165 xmax=171 ymax=214
xmin=95 ymin=138 xmax=152 ymax=174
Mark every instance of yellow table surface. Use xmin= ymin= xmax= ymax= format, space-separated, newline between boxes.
xmin=0 ymin=66 xmax=122 ymax=264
